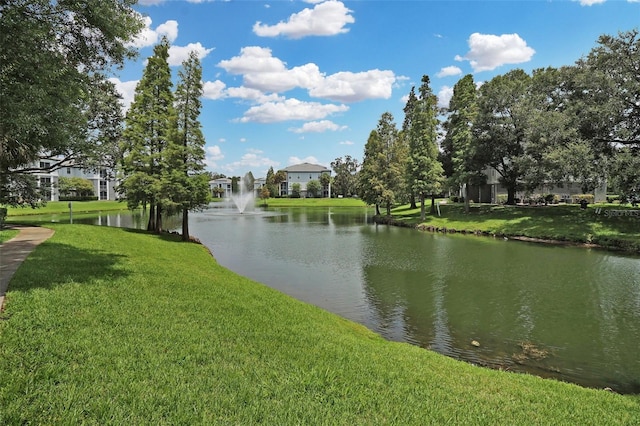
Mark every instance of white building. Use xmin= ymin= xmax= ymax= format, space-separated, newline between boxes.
xmin=209 ymin=177 xmax=233 ymax=198
xmin=33 ymin=159 xmax=117 ymax=201
xmin=469 ymin=167 xmax=607 ymax=204
xmin=280 ymin=163 xmax=331 ymax=198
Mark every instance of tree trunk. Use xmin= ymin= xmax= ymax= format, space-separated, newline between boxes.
xmin=147 ymin=202 xmax=156 ymax=231
xmin=375 ymin=204 xmax=381 ymax=216
xmin=507 ymin=186 xmax=516 ymax=205
xmin=420 ymin=193 xmax=426 ymax=222
xmin=182 ymin=207 xmax=189 ymax=241
xmin=430 ymin=194 xmax=436 ymax=215
xmin=410 ymin=191 xmax=417 ymax=210
xmin=386 ymin=202 xmax=391 ymax=216
xmin=155 ymin=204 xmax=163 ymax=233
xmin=464 ymin=180 xmax=470 ymax=213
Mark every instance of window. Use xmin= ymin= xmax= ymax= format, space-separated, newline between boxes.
xmin=39 ymin=177 xmax=52 ymax=200
xmin=39 ymin=161 xmax=50 ymax=169
xmin=67 ymin=168 xmax=71 ymax=174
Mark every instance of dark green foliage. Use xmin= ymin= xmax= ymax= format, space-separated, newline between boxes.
xmin=331 ymin=155 xmax=359 ymax=197
xmin=442 ymin=74 xmax=481 ymax=213
xmin=0 ymin=0 xmax=142 ymax=206
xmin=406 ymin=76 xmax=444 ymax=220
xmin=358 ymin=113 xmax=405 ymax=216
xmin=306 ymin=180 xmax=321 ymax=198
xmin=119 ymin=38 xmax=175 ymax=232
xmin=291 ymin=183 xmax=301 ymax=198
xmin=58 ymin=177 xmax=95 ymax=198
xmin=165 ymin=51 xmax=210 ymax=241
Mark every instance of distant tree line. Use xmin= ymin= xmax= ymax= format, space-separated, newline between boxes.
xmin=355 ymin=28 xmax=640 ymax=216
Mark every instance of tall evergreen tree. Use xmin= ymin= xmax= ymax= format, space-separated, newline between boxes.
xmin=166 ymin=51 xmax=210 ymax=241
xmin=402 ymin=87 xmax=419 ymax=209
xmin=442 ymin=74 xmax=480 ymax=213
xmin=119 ymin=37 xmax=174 ymax=232
xmin=358 ymin=113 xmax=404 ymax=216
xmin=376 ymin=112 xmax=403 ymax=216
xmin=358 ymin=130 xmax=384 ymax=215
xmin=406 ymin=76 xmax=444 ymax=220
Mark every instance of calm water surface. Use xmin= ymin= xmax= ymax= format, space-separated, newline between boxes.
xmin=68 ymin=207 xmax=640 ymax=392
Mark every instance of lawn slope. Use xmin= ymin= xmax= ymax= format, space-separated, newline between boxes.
xmin=0 ymin=225 xmax=637 ymax=424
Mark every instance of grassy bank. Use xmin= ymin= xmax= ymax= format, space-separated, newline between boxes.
xmin=387 ymin=203 xmax=640 ymax=253
xmin=260 ymin=197 xmax=368 ymax=208
xmin=5 ymin=200 xmax=131 ymax=217
xmin=1 ymin=225 xmax=638 ymax=424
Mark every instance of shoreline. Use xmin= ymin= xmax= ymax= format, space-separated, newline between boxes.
xmin=374 ymin=215 xmax=638 ymax=255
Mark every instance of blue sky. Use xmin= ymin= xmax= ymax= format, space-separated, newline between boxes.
xmin=111 ymin=0 xmax=640 ymax=178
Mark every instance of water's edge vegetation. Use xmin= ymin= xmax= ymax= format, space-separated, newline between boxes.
xmin=1 ymin=223 xmax=638 ymax=424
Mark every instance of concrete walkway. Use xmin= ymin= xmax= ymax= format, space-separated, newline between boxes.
xmin=0 ymin=226 xmax=55 ymax=312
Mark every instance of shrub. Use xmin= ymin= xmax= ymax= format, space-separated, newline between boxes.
xmin=572 ymin=194 xmax=594 ymax=204
xmin=59 ymin=196 xmax=99 ymax=201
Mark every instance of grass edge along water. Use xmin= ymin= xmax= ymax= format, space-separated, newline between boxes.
xmin=0 ymin=224 xmax=638 ymax=424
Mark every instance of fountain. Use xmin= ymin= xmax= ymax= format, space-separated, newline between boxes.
xmin=231 ymin=175 xmax=255 ymax=214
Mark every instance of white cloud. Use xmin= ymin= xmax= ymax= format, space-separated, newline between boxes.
xmin=575 ymin=0 xmax=606 ymax=5
xmin=138 ymin=0 xmax=165 ymax=5
xmin=436 ymin=66 xmax=463 ymax=78
xmin=218 ymin=47 xmax=323 ymax=93
xmin=309 ymin=69 xmax=396 ymax=102
xmin=205 ymin=145 xmax=224 ymax=169
xmin=289 ymin=120 xmax=347 ymax=133
xmin=253 ymin=0 xmax=355 ymax=39
xmin=288 ymin=156 xmax=319 ymax=165
xmin=222 ymin=149 xmax=280 ymax=174
xmin=168 ymin=42 xmax=214 ymax=66
xmin=244 ymin=63 xmax=324 ymax=93
xmin=339 ymin=140 xmax=354 ymax=145
xmin=238 ymin=98 xmax=349 ymax=123
xmin=218 ymin=46 xmax=286 ymax=74
xmin=203 ymin=80 xmax=227 ymax=100
xmin=218 ymin=47 xmax=396 ymax=102
xmin=456 ymin=33 xmax=535 ymax=72
xmin=108 ymin=77 xmax=139 ymax=112
xmin=126 ymin=16 xmax=178 ymax=48
xmin=226 ymin=87 xmax=284 ymax=104
xmin=437 ymin=85 xmax=454 ymax=109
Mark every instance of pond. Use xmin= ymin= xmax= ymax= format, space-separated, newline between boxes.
xmin=29 ymin=206 xmax=640 ymax=393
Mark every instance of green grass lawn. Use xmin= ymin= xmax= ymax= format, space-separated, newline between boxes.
xmin=0 ymin=228 xmax=19 ymax=243
xmin=1 ymin=224 xmax=638 ymax=424
xmin=260 ymin=197 xmax=368 ymax=208
xmin=5 ymin=200 xmax=131 ymax=216
xmin=389 ymin=202 xmax=640 ymax=253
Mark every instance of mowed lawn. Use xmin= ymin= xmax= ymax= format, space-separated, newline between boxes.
xmin=1 ymin=225 xmax=638 ymax=424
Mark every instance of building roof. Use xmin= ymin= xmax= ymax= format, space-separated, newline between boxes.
xmin=281 ymin=163 xmax=330 ymax=173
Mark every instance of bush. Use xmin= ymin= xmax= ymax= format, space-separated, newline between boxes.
xmin=606 ymin=195 xmax=620 ymax=203
xmin=0 ymin=207 xmax=7 ymax=229
xmin=572 ymin=194 xmax=594 ymax=204
xmin=450 ymin=196 xmax=459 ymax=203
xmin=497 ymin=194 xmax=508 ymax=205
xmin=59 ymin=196 xmax=99 ymax=202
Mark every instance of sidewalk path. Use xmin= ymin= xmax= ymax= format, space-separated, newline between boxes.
xmin=0 ymin=226 xmax=55 ymax=312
